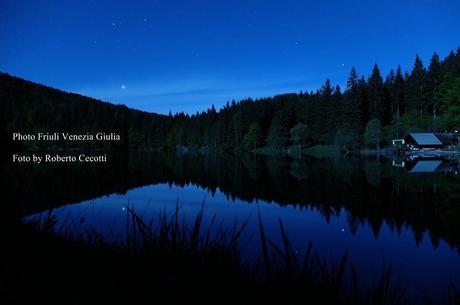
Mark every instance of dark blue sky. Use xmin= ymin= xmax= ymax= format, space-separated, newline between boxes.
xmin=1 ymin=0 xmax=459 ymax=114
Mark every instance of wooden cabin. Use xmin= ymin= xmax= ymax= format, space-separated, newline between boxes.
xmin=404 ymin=133 xmax=443 ymax=150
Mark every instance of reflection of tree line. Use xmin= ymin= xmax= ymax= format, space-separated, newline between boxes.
xmin=4 ymin=153 xmax=460 ymax=251
xmin=2 ymin=155 xmax=124 ymax=218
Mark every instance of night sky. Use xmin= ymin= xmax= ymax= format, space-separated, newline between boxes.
xmin=0 ymin=0 xmax=459 ymax=114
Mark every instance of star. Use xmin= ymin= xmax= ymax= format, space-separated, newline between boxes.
xmin=121 ymin=84 xmax=126 ymax=90
xmin=112 ymin=22 xmax=116 ymax=26
xmin=341 ymin=63 xmax=345 ymax=67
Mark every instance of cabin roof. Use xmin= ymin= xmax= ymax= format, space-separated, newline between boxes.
xmin=407 ymin=133 xmax=442 ymax=145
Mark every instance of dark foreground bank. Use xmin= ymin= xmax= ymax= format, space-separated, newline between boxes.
xmin=1 ymin=206 xmax=459 ymax=305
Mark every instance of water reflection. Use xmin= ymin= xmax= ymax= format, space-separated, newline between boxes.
xmin=6 ymin=153 xmax=460 ymax=301
xmin=27 ymin=180 xmax=460 ymax=301
xmin=393 ymin=156 xmax=460 ymax=174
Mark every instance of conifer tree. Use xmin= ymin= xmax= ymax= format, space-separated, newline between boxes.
xmin=406 ymin=55 xmax=427 ymax=117
xmin=266 ymin=111 xmax=289 ymax=147
xmin=364 ymin=118 xmax=382 ymax=151
xmin=427 ymin=53 xmax=442 ymax=119
xmin=242 ymin=122 xmax=264 ymax=150
xmin=368 ymin=64 xmax=385 ymax=122
xmin=342 ymin=68 xmax=363 ymax=133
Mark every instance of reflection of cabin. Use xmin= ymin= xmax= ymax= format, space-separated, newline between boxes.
xmin=404 ymin=133 xmax=443 ymax=150
xmin=405 ymin=158 xmax=459 ymax=174
xmin=391 ymin=159 xmax=405 ymax=167
xmin=407 ymin=159 xmax=443 ymax=173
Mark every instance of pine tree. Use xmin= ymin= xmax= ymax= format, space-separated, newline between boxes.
xmin=290 ymin=123 xmax=309 ymax=146
xmin=318 ymin=79 xmax=333 ymax=142
xmin=394 ymin=66 xmax=405 ymax=116
xmin=331 ymin=85 xmax=342 ymax=132
xmin=382 ymin=77 xmax=392 ymax=126
xmin=290 ymin=122 xmax=309 ymax=157
xmin=342 ymin=68 xmax=364 ymax=135
xmin=364 ymin=118 xmax=382 ymax=151
xmin=391 ymin=66 xmax=405 ymax=137
xmin=359 ymin=76 xmax=370 ymax=128
xmin=442 ymin=49 xmax=460 ymax=75
xmin=406 ymin=54 xmax=427 ymax=118
xmin=242 ymin=122 xmax=264 ymax=150
xmin=435 ymin=74 xmax=460 ymax=131
xmin=427 ymin=53 xmax=442 ymax=119
xmin=367 ymin=64 xmax=385 ymax=122
xmin=266 ymin=111 xmax=289 ymax=147
xmin=386 ymin=69 xmax=395 ymax=114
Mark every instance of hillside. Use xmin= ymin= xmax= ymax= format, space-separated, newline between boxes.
xmin=0 ymin=72 xmax=168 ymax=151
xmin=2 ymin=48 xmax=460 ymax=153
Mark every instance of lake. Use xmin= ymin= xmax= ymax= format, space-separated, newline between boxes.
xmin=13 ymin=152 xmax=460 ymax=303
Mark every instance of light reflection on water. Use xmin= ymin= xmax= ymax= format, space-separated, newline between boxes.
xmin=26 ymin=180 xmax=460 ymax=302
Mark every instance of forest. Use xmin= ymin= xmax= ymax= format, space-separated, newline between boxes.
xmin=1 ymin=48 xmax=460 ymax=153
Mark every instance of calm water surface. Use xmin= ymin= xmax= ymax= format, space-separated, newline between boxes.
xmin=21 ymin=153 xmax=460 ymax=302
